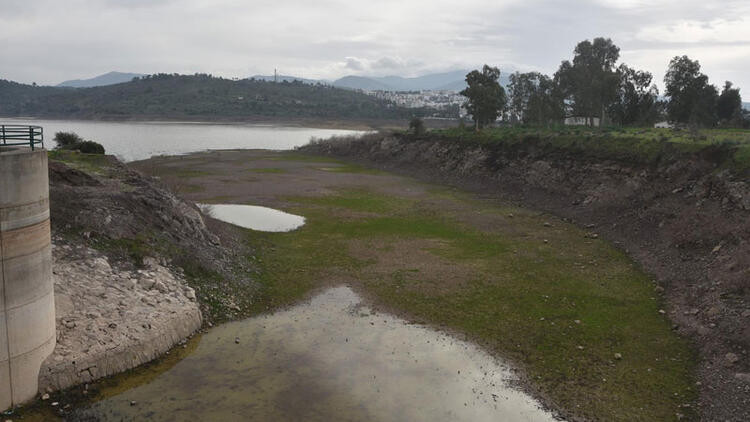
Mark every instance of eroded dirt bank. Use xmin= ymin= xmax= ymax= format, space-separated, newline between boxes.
xmin=300 ymin=133 xmax=750 ymax=421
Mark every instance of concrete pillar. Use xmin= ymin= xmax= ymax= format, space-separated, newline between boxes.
xmin=0 ymin=146 xmax=55 ymax=411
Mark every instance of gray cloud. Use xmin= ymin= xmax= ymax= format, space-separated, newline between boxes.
xmin=0 ymin=0 xmax=747 ymax=91
xmin=344 ymin=57 xmax=365 ymax=71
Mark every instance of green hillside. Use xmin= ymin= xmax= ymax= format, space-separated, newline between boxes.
xmin=0 ymin=73 xmax=438 ymax=121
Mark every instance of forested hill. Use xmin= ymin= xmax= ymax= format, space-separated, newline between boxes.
xmin=0 ymin=74 xmax=437 ymax=121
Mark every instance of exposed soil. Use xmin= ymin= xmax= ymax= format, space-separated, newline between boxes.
xmin=348 ymin=239 xmax=480 ymax=294
xmin=300 ymin=133 xmax=750 ymax=422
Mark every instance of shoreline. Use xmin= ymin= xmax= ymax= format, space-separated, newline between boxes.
xmin=0 ymin=115 xmax=416 ymax=131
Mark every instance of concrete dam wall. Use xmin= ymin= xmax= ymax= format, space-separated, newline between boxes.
xmin=0 ymin=146 xmax=56 ymax=410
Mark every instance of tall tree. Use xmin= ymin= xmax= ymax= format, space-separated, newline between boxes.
xmin=609 ymin=64 xmax=659 ymax=126
xmin=460 ymin=65 xmax=507 ymax=130
xmin=664 ymin=55 xmax=718 ymax=127
xmin=717 ymin=81 xmax=743 ymax=126
xmin=508 ymin=72 xmax=563 ymax=125
xmin=554 ymin=37 xmax=621 ymax=126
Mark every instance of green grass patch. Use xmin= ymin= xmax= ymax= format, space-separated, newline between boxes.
xmin=289 ymin=189 xmax=412 ymax=214
xmin=246 ymin=167 xmax=286 ymax=173
xmin=430 ymin=126 xmax=750 ymax=171
xmin=48 ymin=149 xmax=111 ymax=174
xmin=314 ymin=164 xmax=384 ymax=174
xmin=244 ymin=186 xmax=697 ymax=421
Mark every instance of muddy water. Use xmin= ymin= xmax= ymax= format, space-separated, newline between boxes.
xmin=72 ymin=287 xmax=557 ymax=421
xmin=197 ymin=203 xmax=305 ymax=232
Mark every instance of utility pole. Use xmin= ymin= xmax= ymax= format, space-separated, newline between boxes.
xmin=274 ymin=68 xmax=277 ymax=83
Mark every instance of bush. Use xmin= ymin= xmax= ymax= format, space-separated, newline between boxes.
xmin=53 ymin=131 xmax=83 ymax=148
xmin=76 ymin=140 xmax=105 ymax=154
xmin=409 ymin=117 xmax=426 ymax=136
xmin=52 ymin=131 xmax=105 ymax=154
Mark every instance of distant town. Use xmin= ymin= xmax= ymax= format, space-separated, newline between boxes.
xmin=366 ymin=90 xmax=466 ymax=118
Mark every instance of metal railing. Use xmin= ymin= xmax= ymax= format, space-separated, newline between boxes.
xmin=0 ymin=125 xmax=44 ymax=150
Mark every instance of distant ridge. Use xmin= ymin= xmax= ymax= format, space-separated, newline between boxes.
xmin=249 ymin=71 xmax=477 ymax=92
xmin=333 ymin=76 xmax=395 ymax=91
xmin=333 ymin=70 xmax=470 ymax=92
xmin=58 ymin=71 xmax=145 ymax=88
xmin=249 ymin=75 xmax=327 ymax=85
xmin=1 ymin=73 xmax=446 ymax=121
xmin=331 ymin=69 xmax=513 ymax=92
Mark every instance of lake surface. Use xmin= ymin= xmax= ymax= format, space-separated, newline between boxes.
xmin=71 ymin=287 xmax=557 ymax=422
xmin=197 ymin=203 xmax=305 ymax=232
xmin=1 ymin=118 xmax=363 ymax=162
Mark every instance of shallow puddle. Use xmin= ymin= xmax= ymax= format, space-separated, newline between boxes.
xmin=71 ymin=287 xmax=557 ymax=421
xmin=197 ymin=203 xmax=305 ymax=232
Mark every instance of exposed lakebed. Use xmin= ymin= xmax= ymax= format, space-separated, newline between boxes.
xmin=120 ymin=150 xmax=696 ymax=421
xmin=197 ymin=203 xmax=305 ymax=232
xmin=71 ymin=286 xmax=556 ymax=421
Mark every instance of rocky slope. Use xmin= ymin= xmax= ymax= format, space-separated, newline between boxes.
xmin=41 ymin=241 xmax=200 ymax=392
xmin=40 ymin=153 xmax=258 ymax=400
xmin=301 ymin=132 xmax=750 ymax=421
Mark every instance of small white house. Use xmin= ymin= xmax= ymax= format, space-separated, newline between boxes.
xmin=654 ymin=121 xmax=674 ymax=129
xmin=564 ymin=116 xmax=600 ymax=127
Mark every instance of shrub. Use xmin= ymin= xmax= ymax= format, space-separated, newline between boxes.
xmin=53 ymin=131 xmax=83 ymax=148
xmin=52 ymin=131 xmax=105 ymax=154
xmin=409 ymin=117 xmax=426 ymax=136
xmin=75 ymin=140 xmax=105 ymax=154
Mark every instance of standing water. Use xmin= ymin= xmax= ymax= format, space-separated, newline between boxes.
xmin=2 ymin=118 xmax=363 ymax=161
xmin=71 ymin=287 xmax=558 ymax=421
xmin=197 ymin=203 xmax=305 ymax=232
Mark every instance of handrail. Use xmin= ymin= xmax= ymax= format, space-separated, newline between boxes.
xmin=0 ymin=125 xmax=44 ymax=150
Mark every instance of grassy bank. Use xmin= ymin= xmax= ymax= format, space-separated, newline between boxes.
xmin=426 ymin=126 xmax=750 ymax=171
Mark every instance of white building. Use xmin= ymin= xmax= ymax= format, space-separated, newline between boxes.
xmin=654 ymin=121 xmax=674 ymax=129
xmin=564 ymin=116 xmax=601 ymax=127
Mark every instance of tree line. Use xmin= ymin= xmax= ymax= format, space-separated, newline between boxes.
xmin=461 ymin=38 xmax=748 ymax=129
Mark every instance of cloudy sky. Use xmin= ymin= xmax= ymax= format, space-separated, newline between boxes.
xmin=1 ymin=0 xmax=749 ymax=92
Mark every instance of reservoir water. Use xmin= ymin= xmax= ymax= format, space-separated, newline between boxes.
xmin=71 ymin=287 xmax=557 ymax=422
xmin=1 ymin=118 xmax=363 ymax=162
xmin=197 ymin=203 xmax=305 ymax=232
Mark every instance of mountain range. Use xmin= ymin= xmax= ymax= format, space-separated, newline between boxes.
xmin=59 ymin=69 xmax=516 ymax=92
xmin=57 ymin=71 xmax=145 ymax=88
xmin=251 ymin=70 xmax=511 ymax=92
xmin=2 ymin=73 xmax=444 ymax=121
xmin=332 ymin=70 xmax=478 ymax=91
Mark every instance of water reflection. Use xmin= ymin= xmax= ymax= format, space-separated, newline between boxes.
xmin=197 ymin=203 xmax=305 ymax=232
xmin=72 ymin=287 xmax=557 ymax=422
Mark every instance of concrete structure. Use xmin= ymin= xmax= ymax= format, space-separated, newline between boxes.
xmin=654 ymin=121 xmax=675 ymax=129
xmin=564 ymin=116 xmax=601 ymax=127
xmin=0 ymin=146 xmax=55 ymax=411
